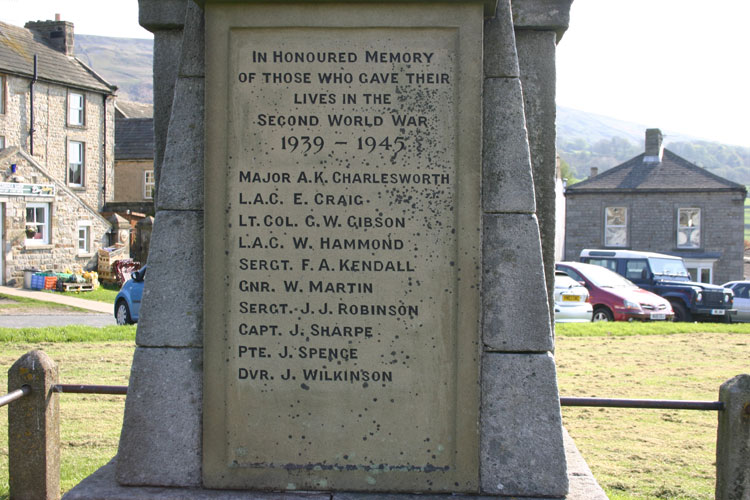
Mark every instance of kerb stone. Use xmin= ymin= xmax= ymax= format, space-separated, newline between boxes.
xmin=116 ymin=347 xmax=203 ymax=487
xmin=480 ymin=352 xmax=567 ymax=497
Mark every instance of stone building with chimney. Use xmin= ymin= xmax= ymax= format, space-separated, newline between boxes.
xmin=0 ymin=16 xmax=116 ymax=285
xmin=564 ymin=128 xmax=747 ymax=284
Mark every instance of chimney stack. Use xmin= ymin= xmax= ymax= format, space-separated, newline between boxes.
xmin=644 ymin=128 xmax=663 ymax=164
xmin=590 ymin=167 xmax=599 ymax=178
xmin=25 ymin=16 xmax=75 ymax=56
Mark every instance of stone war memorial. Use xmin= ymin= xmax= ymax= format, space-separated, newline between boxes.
xmin=64 ymin=0 xmax=576 ymax=498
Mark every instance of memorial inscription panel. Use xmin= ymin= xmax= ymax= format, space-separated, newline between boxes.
xmin=204 ymin=4 xmax=482 ymax=492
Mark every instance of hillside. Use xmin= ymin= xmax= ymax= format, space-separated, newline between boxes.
xmin=75 ymin=35 xmax=750 ymax=185
xmin=75 ymin=35 xmax=153 ymax=104
xmin=558 ymin=107 xmax=750 ymax=185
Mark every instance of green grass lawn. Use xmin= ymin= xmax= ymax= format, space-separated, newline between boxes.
xmin=557 ymin=323 xmax=750 ymax=500
xmin=43 ymin=282 xmax=120 ymax=304
xmin=1 ymin=324 xmax=749 ymax=499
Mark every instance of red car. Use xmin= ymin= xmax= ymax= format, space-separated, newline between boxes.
xmin=556 ymin=262 xmax=674 ymax=322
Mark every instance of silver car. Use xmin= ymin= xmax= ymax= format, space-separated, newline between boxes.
xmin=554 ymin=271 xmax=593 ymax=322
xmin=722 ymin=281 xmax=750 ymax=322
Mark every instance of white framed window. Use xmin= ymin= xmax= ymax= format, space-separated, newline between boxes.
xmin=677 ymin=208 xmax=701 ymax=248
xmin=604 ymin=207 xmax=628 ymax=247
xmin=77 ymin=221 xmax=91 ymax=254
xmin=684 ymin=257 xmax=715 ymax=284
xmin=25 ymin=202 xmax=50 ymax=245
xmin=144 ymin=170 xmax=155 ymax=199
xmin=68 ymin=140 xmax=84 ymax=186
xmin=68 ymin=91 xmax=85 ymax=126
xmin=0 ymin=136 xmax=5 ymax=149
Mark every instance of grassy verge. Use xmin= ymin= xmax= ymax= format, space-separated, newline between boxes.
xmin=0 ymin=294 xmax=88 ymax=313
xmin=0 ymin=341 xmax=135 ymax=499
xmin=557 ymin=332 xmax=750 ymax=499
xmin=1 ymin=324 xmax=747 ymax=499
xmin=0 ymin=325 xmax=135 ymax=343
xmin=556 ymin=320 xmax=750 ymax=337
xmin=49 ymin=282 xmax=120 ymax=303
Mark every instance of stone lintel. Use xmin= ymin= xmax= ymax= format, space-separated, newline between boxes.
xmin=480 ymin=352 xmax=567 ymax=497
xmin=116 ymin=347 xmax=203 ymax=487
xmin=483 ymin=213 xmax=552 ymax=352
xmin=139 ymin=0 xmax=189 ymax=31
xmin=135 ymin=210 xmax=203 ymax=347
xmin=194 ymin=0 xmax=498 ymax=18
xmin=511 ymin=0 xmax=573 ymax=42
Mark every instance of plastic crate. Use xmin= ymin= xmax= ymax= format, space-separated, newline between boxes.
xmin=44 ymin=276 xmax=58 ymax=290
xmin=31 ymin=274 xmax=45 ymax=290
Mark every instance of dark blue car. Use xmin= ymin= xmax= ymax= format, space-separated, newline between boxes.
xmin=114 ymin=266 xmax=146 ymax=325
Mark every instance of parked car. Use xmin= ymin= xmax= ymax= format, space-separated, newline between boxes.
xmin=556 ymin=262 xmax=674 ymax=322
xmin=580 ymin=249 xmax=735 ymax=322
xmin=553 ymin=271 xmax=593 ymax=322
xmin=114 ymin=266 xmax=146 ymax=325
xmin=722 ymin=281 xmax=750 ymax=322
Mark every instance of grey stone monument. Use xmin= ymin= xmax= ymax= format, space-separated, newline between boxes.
xmin=63 ymin=0 xmax=575 ymax=498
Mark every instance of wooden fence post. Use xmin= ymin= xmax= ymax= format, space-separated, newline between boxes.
xmin=716 ymin=374 xmax=750 ymax=500
xmin=8 ymin=350 xmax=60 ymax=500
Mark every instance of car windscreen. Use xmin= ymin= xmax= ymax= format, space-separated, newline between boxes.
xmin=555 ymin=275 xmax=580 ymax=289
xmin=648 ymin=258 xmax=689 ymax=278
xmin=580 ymin=265 xmax=636 ymax=289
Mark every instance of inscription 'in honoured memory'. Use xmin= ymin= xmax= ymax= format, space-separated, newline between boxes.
xmin=204 ymin=5 xmax=482 ymax=492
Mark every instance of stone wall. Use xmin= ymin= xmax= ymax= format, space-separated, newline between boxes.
xmin=564 ymin=191 xmax=746 ymax=284
xmin=1 ymin=151 xmax=110 ymax=284
xmin=114 ymin=159 xmax=153 ymax=202
xmin=0 ymin=74 xmax=115 ymax=210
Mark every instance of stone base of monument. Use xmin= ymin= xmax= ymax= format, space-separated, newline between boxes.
xmin=62 ymin=431 xmax=607 ymax=500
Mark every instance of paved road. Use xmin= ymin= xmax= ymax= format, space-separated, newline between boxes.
xmin=0 ymin=314 xmax=116 ymax=328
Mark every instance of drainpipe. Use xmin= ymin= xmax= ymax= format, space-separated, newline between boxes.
xmin=29 ymin=55 xmax=38 ymax=155
xmin=103 ymin=95 xmax=108 ymax=204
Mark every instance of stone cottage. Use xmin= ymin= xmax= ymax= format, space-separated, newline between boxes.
xmin=112 ymin=116 xmax=155 ymax=214
xmin=0 ymin=16 xmax=117 ymax=285
xmin=564 ymin=128 xmax=747 ymax=284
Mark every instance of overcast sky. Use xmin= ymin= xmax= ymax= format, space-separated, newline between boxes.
xmin=2 ymin=0 xmax=749 ymax=147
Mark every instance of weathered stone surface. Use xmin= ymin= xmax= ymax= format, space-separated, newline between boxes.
xmin=480 ymin=353 xmax=567 ymax=497
xmin=116 ymin=347 xmax=203 ymax=487
xmin=139 ymin=0 xmax=188 ymax=30
xmin=69 ymin=460 xmax=329 ymax=499
xmin=8 ymin=350 xmax=60 ymax=500
xmin=511 ymin=0 xmax=572 ymax=41
xmin=178 ymin=1 xmax=205 ymax=78
xmin=483 ymin=213 xmax=552 ymax=352
xmin=516 ymin=29 xmax=558 ymax=326
xmin=135 ymin=210 xmax=203 ymax=347
xmin=156 ymin=77 xmax=204 ymax=211
xmin=483 ymin=78 xmax=535 ymax=214
xmin=483 ymin=0 xmax=519 ymax=78
xmin=152 ymin=29 xmax=184 ymax=202
xmin=715 ymin=374 xmax=750 ymax=500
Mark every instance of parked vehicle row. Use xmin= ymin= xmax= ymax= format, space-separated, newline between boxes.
xmin=580 ymin=249 xmax=735 ymax=322
xmin=556 ymin=261 xmax=673 ymax=322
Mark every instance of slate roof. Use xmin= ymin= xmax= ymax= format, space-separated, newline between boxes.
xmin=0 ymin=21 xmax=115 ymax=94
xmin=566 ymin=149 xmax=747 ymax=194
xmin=115 ymin=118 xmax=154 ymax=160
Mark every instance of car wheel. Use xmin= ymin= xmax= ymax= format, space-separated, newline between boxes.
xmin=115 ymin=300 xmax=133 ymax=325
xmin=592 ymin=307 xmax=613 ymax=322
xmin=670 ymin=301 xmax=692 ymax=322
